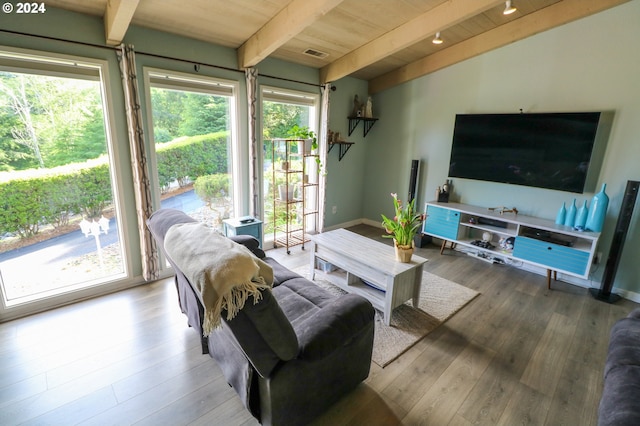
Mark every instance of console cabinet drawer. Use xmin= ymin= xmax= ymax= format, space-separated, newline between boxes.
xmin=513 ymin=236 xmax=590 ymax=276
xmin=423 ymin=205 xmax=460 ymax=241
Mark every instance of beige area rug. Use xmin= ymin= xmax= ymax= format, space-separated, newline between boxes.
xmin=293 ymin=266 xmax=479 ymax=367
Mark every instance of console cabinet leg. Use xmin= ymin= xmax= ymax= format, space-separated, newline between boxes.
xmin=440 ymin=240 xmax=457 ymax=255
xmin=546 ymin=269 xmax=558 ymax=289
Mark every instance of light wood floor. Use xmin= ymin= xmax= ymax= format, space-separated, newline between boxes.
xmin=0 ymin=224 xmax=636 ymax=425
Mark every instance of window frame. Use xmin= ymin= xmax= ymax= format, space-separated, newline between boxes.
xmin=143 ymin=67 xmax=242 ymax=270
xmin=0 ymin=45 xmax=130 ymax=314
xmin=259 ymin=85 xmax=320 ymax=240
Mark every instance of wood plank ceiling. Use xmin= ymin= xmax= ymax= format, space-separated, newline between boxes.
xmin=44 ymin=0 xmax=630 ymax=93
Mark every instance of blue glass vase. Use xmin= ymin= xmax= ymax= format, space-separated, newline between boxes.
xmin=575 ymin=200 xmax=588 ymax=229
xmin=585 ymin=183 xmax=609 ymax=232
xmin=564 ymin=199 xmax=577 ymax=227
xmin=555 ymin=202 xmax=566 ymax=225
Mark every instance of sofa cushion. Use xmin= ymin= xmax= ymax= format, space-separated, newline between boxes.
xmin=599 ymin=308 xmax=640 ymax=426
xmin=599 ymin=364 xmax=640 ymax=426
xmin=272 ymin=277 xmax=335 ymax=326
xmin=604 ymin=316 xmax=640 ymax=378
xmin=264 ymin=258 xmax=304 ymax=287
xmin=272 ymin=278 xmax=374 ymax=360
xmin=223 ymin=289 xmax=299 ymax=378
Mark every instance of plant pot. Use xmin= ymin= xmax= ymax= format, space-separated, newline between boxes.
xmin=303 ymin=139 xmax=312 ymax=154
xmin=394 ymin=239 xmax=414 ymax=263
xmin=278 ymin=184 xmax=295 ymax=201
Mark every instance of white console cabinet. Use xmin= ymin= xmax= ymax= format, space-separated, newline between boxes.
xmin=422 ymin=201 xmax=600 ymax=288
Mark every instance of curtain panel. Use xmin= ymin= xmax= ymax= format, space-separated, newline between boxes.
xmin=318 ymin=83 xmax=331 ymax=232
xmin=245 ymin=68 xmax=259 ymax=219
xmin=116 ymin=44 xmax=159 ymax=281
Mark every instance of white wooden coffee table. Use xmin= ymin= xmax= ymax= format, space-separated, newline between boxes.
xmin=309 ymin=228 xmax=428 ymax=325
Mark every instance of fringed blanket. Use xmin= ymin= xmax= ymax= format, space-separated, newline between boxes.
xmin=164 ymin=222 xmax=273 ymax=335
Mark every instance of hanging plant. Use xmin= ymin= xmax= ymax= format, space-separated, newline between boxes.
xmin=287 ymin=125 xmax=322 ymax=171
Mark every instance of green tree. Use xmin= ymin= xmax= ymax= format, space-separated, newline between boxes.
xmin=0 ymin=112 xmax=36 ymax=171
xmin=0 ymin=72 xmax=45 ymax=168
xmin=0 ymin=71 xmax=107 ymax=170
xmin=150 ymin=87 xmax=186 ymax=142
xmin=263 ymin=101 xmax=306 ymax=139
xmin=179 ymin=93 xmax=229 ymax=136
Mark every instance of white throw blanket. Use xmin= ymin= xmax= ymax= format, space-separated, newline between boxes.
xmin=164 ymin=222 xmax=273 ymax=335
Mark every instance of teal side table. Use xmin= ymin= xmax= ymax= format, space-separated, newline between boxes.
xmin=223 ymin=218 xmax=263 ymax=248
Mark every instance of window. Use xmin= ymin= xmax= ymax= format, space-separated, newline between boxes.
xmin=0 ymin=48 xmax=125 ymax=306
xmin=145 ymin=69 xmax=240 ymax=238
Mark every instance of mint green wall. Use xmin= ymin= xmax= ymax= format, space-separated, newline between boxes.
xmin=323 ymin=77 xmax=369 ymax=229
xmin=364 ymin=1 xmax=640 ymax=295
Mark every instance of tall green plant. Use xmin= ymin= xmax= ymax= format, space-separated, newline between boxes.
xmin=381 ymin=193 xmax=425 ymax=247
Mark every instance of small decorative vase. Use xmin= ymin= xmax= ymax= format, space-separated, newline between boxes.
xmin=394 ymin=239 xmax=414 ymax=263
xmin=555 ymin=202 xmax=567 ymax=225
xmin=585 ymin=183 xmax=609 ymax=232
xmin=575 ymin=200 xmax=588 ymax=229
xmin=564 ymin=199 xmax=577 ymax=227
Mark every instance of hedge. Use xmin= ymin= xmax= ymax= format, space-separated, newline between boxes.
xmin=156 ymin=131 xmax=229 ymax=190
xmin=0 ymin=132 xmax=229 ymax=239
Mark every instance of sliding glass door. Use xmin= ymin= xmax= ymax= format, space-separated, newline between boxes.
xmin=261 ymin=87 xmax=319 ymax=246
xmin=0 ymin=49 xmax=125 ymax=306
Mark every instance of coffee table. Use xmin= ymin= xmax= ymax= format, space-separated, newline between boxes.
xmin=309 ymin=228 xmax=428 ymax=325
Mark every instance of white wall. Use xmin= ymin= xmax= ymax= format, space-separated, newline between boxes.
xmin=363 ymin=1 xmax=640 ymax=295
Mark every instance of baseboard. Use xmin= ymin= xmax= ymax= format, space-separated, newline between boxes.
xmin=362 ymin=218 xmax=382 ymax=228
xmin=323 ymin=218 xmax=375 ymax=232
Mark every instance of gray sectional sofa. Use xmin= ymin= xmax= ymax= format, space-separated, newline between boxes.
xmin=598 ymin=308 xmax=640 ymax=426
xmin=147 ymin=209 xmax=375 ymax=426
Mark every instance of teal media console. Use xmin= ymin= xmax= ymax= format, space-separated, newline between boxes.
xmin=423 ymin=202 xmax=600 ymax=288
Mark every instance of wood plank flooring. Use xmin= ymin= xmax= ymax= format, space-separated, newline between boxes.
xmin=0 ymin=224 xmax=636 ymax=425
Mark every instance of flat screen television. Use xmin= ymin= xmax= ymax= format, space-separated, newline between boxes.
xmin=448 ymin=112 xmax=602 ymax=193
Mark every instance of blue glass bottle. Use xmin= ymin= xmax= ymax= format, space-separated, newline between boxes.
xmin=564 ymin=199 xmax=577 ymax=227
xmin=585 ymin=183 xmax=609 ymax=232
xmin=555 ymin=202 xmax=566 ymax=225
xmin=575 ymin=200 xmax=588 ymax=229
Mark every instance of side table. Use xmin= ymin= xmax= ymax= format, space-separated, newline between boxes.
xmin=223 ymin=217 xmax=263 ymax=248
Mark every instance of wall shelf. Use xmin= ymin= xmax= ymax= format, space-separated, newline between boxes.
xmin=328 ymin=141 xmax=354 ymax=161
xmin=347 ymin=117 xmax=378 ymax=137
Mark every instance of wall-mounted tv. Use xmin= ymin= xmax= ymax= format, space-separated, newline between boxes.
xmin=448 ymin=112 xmax=602 ymax=193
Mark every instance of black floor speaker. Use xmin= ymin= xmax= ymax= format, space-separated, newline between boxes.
xmin=590 ymin=180 xmax=639 ymax=303
xmin=408 ymin=159 xmax=420 ymax=203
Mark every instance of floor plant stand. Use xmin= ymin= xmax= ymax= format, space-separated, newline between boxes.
xmin=271 ymin=138 xmax=319 ymax=254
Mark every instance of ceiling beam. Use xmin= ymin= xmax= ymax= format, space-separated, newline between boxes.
xmin=238 ymin=0 xmax=345 ymax=69
xmin=369 ymin=0 xmax=631 ymax=94
xmin=104 ymin=0 xmax=140 ymax=46
xmin=320 ymin=0 xmax=504 ymax=84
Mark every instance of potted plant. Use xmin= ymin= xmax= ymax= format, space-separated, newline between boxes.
xmin=287 ymin=125 xmax=321 ymax=169
xmin=381 ymin=193 xmax=425 ymax=262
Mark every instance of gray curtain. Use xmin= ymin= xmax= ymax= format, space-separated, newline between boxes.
xmin=318 ymin=83 xmax=331 ymax=232
xmin=116 ymin=44 xmax=159 ymax=281
xmin=245 ymin=67 xmax=259 ymax=219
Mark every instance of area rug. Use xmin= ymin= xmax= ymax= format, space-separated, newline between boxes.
xmin=293 ymin=266 xmax=479 ymax=367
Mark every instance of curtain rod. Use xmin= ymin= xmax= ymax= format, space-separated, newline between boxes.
xmin=1 ymin=29 xmax=322 ymax=88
